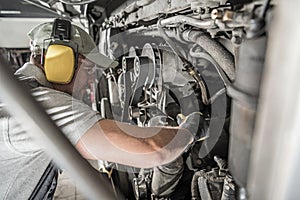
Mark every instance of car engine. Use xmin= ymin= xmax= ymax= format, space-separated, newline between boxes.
xmin=87 ymin=0 xmax=272 ymax=199
xmin=1 ymin=0 xmax=275 ymax=199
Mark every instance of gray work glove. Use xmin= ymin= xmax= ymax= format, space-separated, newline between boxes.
xmin=177 ymin=112 xmax=208 ymax=142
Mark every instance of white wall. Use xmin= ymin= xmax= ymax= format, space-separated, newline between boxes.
xmin=0 ymin=17 xmax=54 ymax=48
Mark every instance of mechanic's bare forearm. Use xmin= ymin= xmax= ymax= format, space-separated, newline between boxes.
xmin=75 ymin=119 xmax=193 ymax=168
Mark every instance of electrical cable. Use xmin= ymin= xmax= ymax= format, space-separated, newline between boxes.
xmin=260 ymin=0 xmax=271 ymax=19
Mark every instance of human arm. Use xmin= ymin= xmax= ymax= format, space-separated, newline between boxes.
xmin=30 ymin=87 xmax=194 ymax=168
xmin=75 ymin=119 xmax=193 ymax=168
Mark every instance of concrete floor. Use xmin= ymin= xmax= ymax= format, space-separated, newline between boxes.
xmin=53 ymin=171 xmax=88 ymax=200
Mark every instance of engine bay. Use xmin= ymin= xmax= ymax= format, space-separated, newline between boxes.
xmin=89 ymin=0 xmax=272 ymax=199
xmin=0 ymin=0 xmax=277 ymax=199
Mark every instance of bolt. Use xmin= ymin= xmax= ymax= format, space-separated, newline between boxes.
xmin=196 ymin=159 xmax=202 ymax=165
xmin=211 ymin=9 xmax=223 ymax=20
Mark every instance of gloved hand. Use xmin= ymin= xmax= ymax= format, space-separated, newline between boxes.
xmin=177 ymin=112 xmax=208 ymax=141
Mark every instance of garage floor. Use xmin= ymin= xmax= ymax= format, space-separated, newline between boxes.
xmin=53 ymin=171 xmax=87 ymax=200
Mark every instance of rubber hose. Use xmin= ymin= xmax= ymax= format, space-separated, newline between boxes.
xmin=182 ymin=30 xmax=235 ymax=81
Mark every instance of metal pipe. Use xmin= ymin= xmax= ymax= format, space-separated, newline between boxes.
xmin=23 ymin=0 xmax=59 ymax=15
xmin=157 ymin=21 xmax=188 ymax=61
xmin=59 ymin=0 xmax=97 ymax=5
xmin=228 ymin=35 xmax=267 ymax=188
xmin=157 ymin=21 xmax=209 ymax=105
xmin=122 ymin=0 xmax=156 ymax=14
xmin=159 ymin=15 xmax=216 ymax=29
xmin=182 ymin=30 xmax=235 ymax=81
xmin=0 ymin=56 xmax=119 ymax=199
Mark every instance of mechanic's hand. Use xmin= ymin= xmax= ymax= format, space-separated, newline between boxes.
xmin=177 ymin=112 xmax=208 ymax=141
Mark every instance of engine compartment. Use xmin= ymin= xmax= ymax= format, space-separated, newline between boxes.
xmin=98 ymin=29 xmax=231 ymax=199
xmin=87 ymin=0 xmax=272 ymax=199
xmin=0 ymin=0 xmax=276 ymax=199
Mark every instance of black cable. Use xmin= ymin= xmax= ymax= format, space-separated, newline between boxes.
xmin=260 ymin=0 xmax=271 ymax=19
